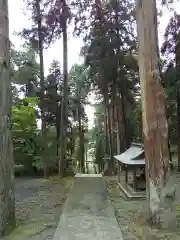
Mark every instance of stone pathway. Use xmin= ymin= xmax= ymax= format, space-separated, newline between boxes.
xmin=52 ymin=174 xmax=123 ymax=240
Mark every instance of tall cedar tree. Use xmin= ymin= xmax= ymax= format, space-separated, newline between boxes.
xmin=161 ymin=13 xmax=180 ymax=170
xmin=136 ymin=0 xmax=175 ymax=224
xmin=0 ymin=0 xmax=16 ymax=235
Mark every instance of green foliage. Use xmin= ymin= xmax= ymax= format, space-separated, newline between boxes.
xmin=90 ymin=104 xmax=107 ymax=171
xmin=161 ymin=13 xmax=180 ymax=148
xmin=44 ymin=60 xmax=62 ymax=127
xmin=12 ymin=99 xmax=37 ymax=171
xmin=128 ymin=100 xmax=142 ymax=142
xmin=12 ymin=98 xmax=59 ymax=173
xmin=34 ymin=127 xmax=58 ymax=171
xmin=95 ymin=131 xmax=105 ymax=166
xmin=68 ymin=64 xmax=90 ymax=173
xmin=11 ymin=0 xmax=148 ymax=175
xmin=11 ymin=46 xmax=40 ymax=97
xmin=73 ymin=0 xmax=140 ymax=161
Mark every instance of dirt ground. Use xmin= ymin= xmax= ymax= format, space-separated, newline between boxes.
xmin=2 ymin=168 xmax=180 ymax=240
xmin=105 ymin=171 xmax=180 ymax=240
xmin=2 ymin=176 xmax=74 ymax=240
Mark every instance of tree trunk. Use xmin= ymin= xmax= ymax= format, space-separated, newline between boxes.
xmin=107 ymin=104 xmax=113 ymax=165
xmin=81 ymin=127 xmax=85 ymax=173
xmin=168 ymin=129 xmax=173 ymax=170
xmin=117 ymin=94 xmax=126 ymax=153
xmin=104 ymin=97 xmax=114 ymax=175
xmin=104 ymin=103 xmax=109 ymax=156
xmin=120 ymin=88 xmax=128 ymax=149
xmin=114 ymin=2 xmax=128 ymax=151
xmin=59 ymin=101 xmax=64 ymax=174
xmin=111 ymin=87 xmax=117 ymax=155
xmin=174 ymin=12 xmax=180 ymax=171
xmin=116 ymin=103 xmax=121 ymax=154
xmin=177 ymin=95 xmax=180 ymax=170
xmin=78 ymin=106 xmax=85 ymax=173
xmin=59 ymin=1 xmax=68 ymax=176
xmin=36 ymin=0 xmax=48 ymax=178
xmin=85 ymin=141 xmax=87 ymax=173
xmin=56 ymin=98 xmax=62 ymax=172
xmin=136 ymin=0 xmax=176 ymax=225
xmin=0 ymin=0 xmax=16 ymax=235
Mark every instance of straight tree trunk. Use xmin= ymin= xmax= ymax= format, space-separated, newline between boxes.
xmin=117 ymin=94 xmax=126 ymax=153
xmin=116 ymin=103 xmax=121 ymax=154
xmin=167 ymin=129 xmax=173 ymax=170
xmin=78 ymin=106 xmax=85 ymax=173
xmin=111 ymin=88 xmax=117 ymax=155
xmin=59 ymin=0 xmax=68 ymax=176
xmin=55 ymin=82 xmax=60 ymax=160
xmin=104 ymin=103 xmax=108 ymax=155
xmin=81 ymin=127 xmax=85 ymax=173
xmin=59 ymin=100 xmax=64 ymax=174
xmin=136 ymin=0 xmax=175 ymax=225
xmin=85 ymin=141 xmax=88 ymax=171
xmin=175 ymin=14 xmax=180 ymax=171
xmin=56 ymin=104 xmax=61 ymax=157
xmin=106 ymin=98 xmax=114 ymax=173
xmin=36 ymin=0 xmax=48 ymax=178
xmin=0 ymin=0 xmax=16 ymax=235
xmin=120 ymin=89 xmax=128 ymax=149
xmin=177 ymin=95 xmax=180 ymax=170
xmin=114 ymin=2 xmax=128 ymax=151
xmin=102 ymin=95 xmax=114 ymax=175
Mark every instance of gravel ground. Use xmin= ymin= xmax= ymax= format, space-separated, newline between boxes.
xmin=105 ymin=171 xmax=180 ymax=240
xmin=2 ymin=176 xmax=74 ymax=240
xmin=3 ymin=168 xmax=180 ymax=240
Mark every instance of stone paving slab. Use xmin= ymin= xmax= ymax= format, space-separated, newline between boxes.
xmin=53 ymin=174 xmax=123 ymax=240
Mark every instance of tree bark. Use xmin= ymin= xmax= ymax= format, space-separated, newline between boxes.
xmin=59 ymin=0 xmax=68 ymax=176
xmin=107 ymin=103 xmax=113 ymax=165
xmin=177 ymin=95 xmax=180 ymax=170
xmin=119 ymin=88 xmax=128 ymax=149
xmin=36 ymin=0 xmax=48 ymax=178
xmin=167 ymin=129 xmax=173 ymax=170
xmin=116 ymin=94 xmax=126 ymax=153
xmin=175 ymin=14 xmax=180 ymax=171
xmin=114 ymin=2 xmax=128 ymax=151
xmin=111 ymin=87 xmax=117 ymax=155
xmin=103 ymin=96 xmax=114 ymax=175
xmin=78 ymin=105 xmax=85 ymax=173
xmin=136 ymin=0 xmax=176 ymax=225
xmin=104 ymin=102 xmax=108 ymax=155
xmin=0 ymin=0 xmax=16 ymax=235
xmin=81 ymin=127 xmax=85 ymax=173
xmin=116 ymin=103 xmax=122 ymax=154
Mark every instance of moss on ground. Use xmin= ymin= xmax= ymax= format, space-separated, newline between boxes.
xmin=105 ymin=175 xmax=180 ymax=240
xmin=2 ymin=176 xmax=74 ymax=240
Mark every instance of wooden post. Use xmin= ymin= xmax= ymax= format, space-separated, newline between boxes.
xmin=133 ymin=169 xmax=137 ymax=191
xmin=125 ymin=167 xmax=128 ymax=184
xmin=117 ymin=162 xmax=120 ymax=182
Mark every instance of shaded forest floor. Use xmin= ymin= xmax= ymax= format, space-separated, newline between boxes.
xmin=105 ymin=170 xmax=180 ymax=240
xmin=2 ymin=176 xmax=74 ymax=240
xmin=2 ymin=165 xmax=180 ymax=240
